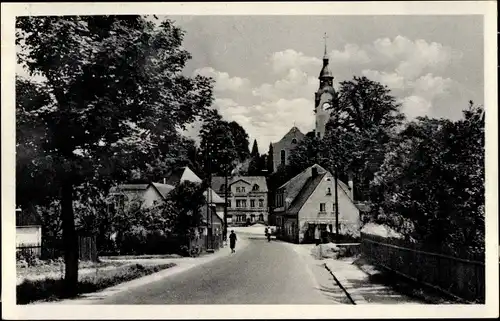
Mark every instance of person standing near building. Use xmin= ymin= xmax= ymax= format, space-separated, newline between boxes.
xmin=229 ymin=230 xmax=237 ymax=253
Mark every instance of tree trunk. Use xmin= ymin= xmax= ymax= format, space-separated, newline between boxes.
xmin=61 ymin=180 xmax=79 ymax=297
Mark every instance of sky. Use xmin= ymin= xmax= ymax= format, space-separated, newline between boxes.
xmin=167 ymin=15 xmax=484 ymax=153
xmin=15 ymin=15 xmax=484 ymax=154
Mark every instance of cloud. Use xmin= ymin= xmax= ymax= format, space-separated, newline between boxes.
xmin=411 ymin=73 xmax=454 ymax=99
xmin=361 ymin=69 xmax=406 ymax=90
xmin=400 ymin=95 xmax=432 ymax=120
xmin=371 ymin=36 xmax=458 ymax=80
xmin=329 ymin=44 xmax=371 ymax=65
xmin=252 ymin=68 xmax=317 ymax=100
xmin=184 ymin=35 xmax=464 ymax=149
xmin=213 ymin=97 xmax=314 ymax=151
xmin=193 ymin=67 xmax=250 ymax=92
xmin=268 ymin=49 xmax=322 ymax=74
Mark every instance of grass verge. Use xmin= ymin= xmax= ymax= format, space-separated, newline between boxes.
xmin=17 ymin=262 xmax=176 ymax=305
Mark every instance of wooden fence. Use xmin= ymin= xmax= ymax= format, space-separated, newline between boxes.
xmin=361 ymin=233 xmax=485 ymax=303
xmin=78 ymin=235 xmax=98 ymax=262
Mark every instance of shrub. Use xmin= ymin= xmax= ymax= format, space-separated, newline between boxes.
xmin=17 ymin=262 xmax=176 ymax=304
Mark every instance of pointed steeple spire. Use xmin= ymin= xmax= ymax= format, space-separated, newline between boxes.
xmin=323 ymin=32 xmax=329 ymax=59
xmin=319 ymin=32 xmax=333 ymax=82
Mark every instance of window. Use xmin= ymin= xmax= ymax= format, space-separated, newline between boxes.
xmin=236 ymin=187 xmax=241 ymax=193
xmin=291 ymin=138 xmax=297 ymax=144
xmin=320 ymin=203 xmax=326 ymax=212
xmin=241 ymin=186 xmax=246 ymax=193
xmin=236 ymin=215 xmax=246 ymax=222
xmin=250 ymin=199 xmax=255 ymax=208
xmin=326 ymin=188 xmax=332 ymax=195
xmin=276 ymin=193 xmax=284 ymax=207
xmin=241 ymin=200 xmax=247 ymax=208
xmin=236 ymin=200 xmax=242 ymax=208
xmin=227 ymin=200 xmax=231 ymax=208
xmin=259 ymin=214 xmax=264 ymax=221
xmin=259 ymin=199 xmax=264 ymax=207
xmin=252 ymin=184 xmax=260 ymax=191
xmin=280 ymin=150 xmax=286 ymax=165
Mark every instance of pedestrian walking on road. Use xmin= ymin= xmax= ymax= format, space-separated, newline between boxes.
xmin=229 ymin=230 xmax=237 ymax=253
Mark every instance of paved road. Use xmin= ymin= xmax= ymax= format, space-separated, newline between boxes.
xmin=92 ymin=234 xmax=337 ymax=304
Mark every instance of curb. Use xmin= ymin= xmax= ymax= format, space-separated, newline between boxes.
xmin=323 ymin=261 xmax=368 ymax=304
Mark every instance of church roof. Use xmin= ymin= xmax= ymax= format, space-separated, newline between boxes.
xmin=319 ymin=63 xmax=334 ymax=79
xmin=272 ymin=126 xmax=305 ymax=147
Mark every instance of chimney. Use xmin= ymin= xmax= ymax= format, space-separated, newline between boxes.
xmin=348 ymin=172 xmax=354 ymax=200
xmin=311 ymin=166 xmax=318 ymax=177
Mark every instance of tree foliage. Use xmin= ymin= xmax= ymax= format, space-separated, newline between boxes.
xmin=16 ymin=15 xmax=213 ymax=295
xmin=323 ymin=76 xmax=405 ymax=200
xmin=199 ymin=110 xmax=240 ymax=176
xmin=369 ymin=103 xmax=485 ymax=259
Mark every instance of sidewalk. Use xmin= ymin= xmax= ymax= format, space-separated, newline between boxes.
xmin=36 ymin=237 xmax=250 ymax=305
xmin=323 ymin=257 xmax=426 ymax=304
xmin=286 ymin=242 xmax=427 ymax=305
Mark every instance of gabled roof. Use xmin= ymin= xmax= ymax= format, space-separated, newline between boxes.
xmin=279 ymin=164 xmax=328 ymax=204
xmin=109 ymin=182 xmax=175 ymax=200
xmin=211 ymin=176 xmax=268 ymax=193
xmin=164 ymin=166 xmax=202 ymax=186
xmin=200 ymin=204 xmax=223 ymax=223
xmin=204 ymin=188 xmax=225 ymax=204
xmin=272 ymin=126 xmax=305 ymax=147
xmin=287 ymin=172 xmax=327 ymax=215
xmin=151 ymin=183 xmax=175 ymax=199
xmin=109 ymin=184 xmax=149 ymax=193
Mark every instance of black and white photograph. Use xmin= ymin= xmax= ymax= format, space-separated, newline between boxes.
xmin=2 ymin=1 xmax=498 ymax=319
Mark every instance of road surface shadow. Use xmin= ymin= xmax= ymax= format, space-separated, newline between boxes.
xmin=316 ymin=285 xmax=352 ymax=304
xmin=351 ymin=257 xmax=457 ymax=304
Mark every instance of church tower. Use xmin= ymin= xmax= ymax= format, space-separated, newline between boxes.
xmin=314 ymin=33 xmax=337 ymax=139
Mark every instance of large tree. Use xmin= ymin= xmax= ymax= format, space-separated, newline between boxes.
xmin=369 ymin=102 xmax=485 ymax=258
xmin=16 ymin=15 xmax=213 ymax=295
xmin=323 ymin=76 xmax=405 ymax=200
xmin=228 ymin=121 xmax=251 ymax=162
xmin=199 ymin=110 xmax=239 ymax=177
xmin=247 ymin=139 xmax=264 ymax=175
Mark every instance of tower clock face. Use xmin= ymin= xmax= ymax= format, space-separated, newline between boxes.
xmin=322 ymin=102 xmax=331 ymax=111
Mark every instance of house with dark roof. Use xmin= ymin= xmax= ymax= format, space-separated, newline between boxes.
xmin=164 ymin=166 xmax=203 ymax=186
xmin=108 ymin=182 xmax=175 ymax=209
xmin=211 ymin=176 xmax=269 ymax=226
xmin=164 ymin=166 xmax=226 ymax=221
xmin=273 ymin=164 xmax=361 ymax=243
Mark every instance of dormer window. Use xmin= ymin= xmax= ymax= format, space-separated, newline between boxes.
xmin=252 ymin=184 xmax=259 ymax=191
xmin=236 ymin=187 xmax=241 ymax=193
xmin=291 ymin=138 xmax=297 ymax=144
xmin=326 ymin=187 xmax=332 ymax=195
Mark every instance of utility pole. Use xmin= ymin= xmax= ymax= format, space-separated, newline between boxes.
xmin=224 ymin=169 xmax=229 ymax=242
xmin=333 ymin=163 xmax=340 ymax=244
xmin=205 ymin=140 xmax=212 ymax=251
